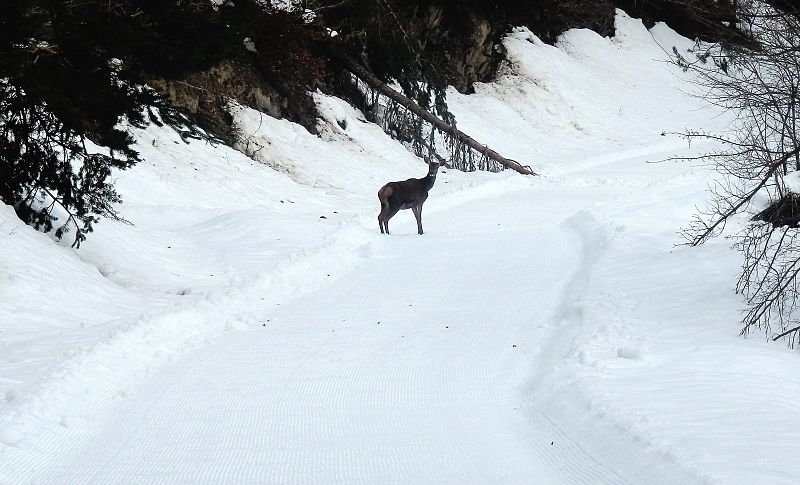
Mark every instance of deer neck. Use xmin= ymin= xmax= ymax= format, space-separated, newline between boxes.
xmin=425 ymin=173 xmax=437 ymax=191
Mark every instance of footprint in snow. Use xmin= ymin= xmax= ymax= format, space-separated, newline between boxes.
xmin=616 ymin=347 xmax=643 ymax=360
xmin=0 ymin=427 xmax=23 ymax=445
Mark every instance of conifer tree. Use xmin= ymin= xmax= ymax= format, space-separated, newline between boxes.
xmin=0 ymin=0 xmax=156 ymax=247
xmin=0 ymin=0 xmax=309 ymax=246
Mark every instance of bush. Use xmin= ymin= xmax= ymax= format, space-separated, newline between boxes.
xmin=674 ymin=0 xmax=800 ymax=346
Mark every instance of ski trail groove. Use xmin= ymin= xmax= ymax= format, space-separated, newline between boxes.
xmin=14 ymin=182 xmax=705 ymax=484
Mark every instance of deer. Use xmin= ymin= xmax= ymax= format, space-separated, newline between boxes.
xmin=378 ymin=159 xmax=441 ymax=235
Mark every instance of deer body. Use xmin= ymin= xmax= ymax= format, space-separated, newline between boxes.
xmin=378 ymin=162 xmax=440 ymax=235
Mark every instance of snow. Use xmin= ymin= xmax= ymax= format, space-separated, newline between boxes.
xmin=1 ymin=9 xmax=798 ymax=484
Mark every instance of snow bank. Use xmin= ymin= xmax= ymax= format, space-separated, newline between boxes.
xmin=447 ymin=11 xmax=724 ymax=174
xmin=2 ymin=9 xmax=795 ymax=484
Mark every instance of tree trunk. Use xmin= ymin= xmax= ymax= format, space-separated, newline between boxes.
xmin=340 ymin=56 xmax=537 ymax=176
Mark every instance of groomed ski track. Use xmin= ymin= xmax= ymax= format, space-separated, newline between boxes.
xmin=11 ymin=151 xmax=706 ymax=485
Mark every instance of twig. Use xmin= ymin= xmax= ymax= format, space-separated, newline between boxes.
xmin=773 ymin=324 xmax=800 ymax=341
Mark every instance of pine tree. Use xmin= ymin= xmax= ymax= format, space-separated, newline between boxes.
xmin=0 ymin=0 xmax=157 ymax=247
xmin=0 ymin=0 xmax=283 ymax=246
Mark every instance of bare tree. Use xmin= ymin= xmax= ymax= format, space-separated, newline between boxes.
xmin=673 ymin=0 xmax=800 ymax=345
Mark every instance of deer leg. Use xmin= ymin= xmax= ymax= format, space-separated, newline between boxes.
xmin=384 ymin=207 xmax=402 ymax=235
xmin=378 ymin=202 xmax=386 ymax=234
xmin=378 ymin=187 xmax=393 ymax=235
xmin=380 ymin=208 xmax=393 ymax=234
xmin=378 ymin=202 xmax=391 ymax=235
xmin=413 ymin=205 xmax=424 ymax=235
xmin=378 ymin=210 xmax=387 ymax=234
xmin=378 ymin=210 xmax=391 ymax=235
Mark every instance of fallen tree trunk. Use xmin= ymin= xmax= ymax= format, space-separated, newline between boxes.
xmin=340 ymin=56 xmax=537 ymax=176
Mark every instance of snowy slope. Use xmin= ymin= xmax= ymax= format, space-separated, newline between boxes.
xmin=1 ymin=10 xmax=798 ymax=484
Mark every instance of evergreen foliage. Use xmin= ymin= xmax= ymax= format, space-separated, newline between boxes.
xmin=316 ymin=0 xmax=459 ymax=124
xmin=0 ymin=0 xmax=160 ymax=246
xmin=314 ymin=0 xmax=620 ymax=122
xmin=0 ymin=0 xmax=743 ymax=247
xmin=0 ymin=0 xmax=324 ymax=246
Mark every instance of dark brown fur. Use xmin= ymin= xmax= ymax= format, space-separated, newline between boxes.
xmin=378 ymin=162 xmax=440 ymax=235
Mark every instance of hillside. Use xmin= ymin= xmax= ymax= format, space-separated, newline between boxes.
xmin=2 ymin=9 xmax=799 ymax=484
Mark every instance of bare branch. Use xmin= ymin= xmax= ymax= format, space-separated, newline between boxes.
xmin=671 ymin=0 xmax=800 ymax=347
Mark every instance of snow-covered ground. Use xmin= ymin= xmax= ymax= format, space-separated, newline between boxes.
xmin=2 ymin=10 xmax=798 ymax=484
